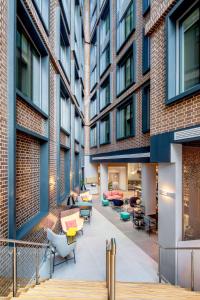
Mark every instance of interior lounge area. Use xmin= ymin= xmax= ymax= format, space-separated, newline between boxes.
xmin=85 ymin=162 xmax=159 ymax=259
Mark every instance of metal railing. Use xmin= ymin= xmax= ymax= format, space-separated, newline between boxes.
xmin=0 ymin=238 xmax=52 ymax=297
xmin=158 ymin=245 xmax=200 ymax=291
xmin=106 ymin=238 xmax=116 ymax=300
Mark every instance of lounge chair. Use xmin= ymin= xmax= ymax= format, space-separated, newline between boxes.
xmin=47 ymin=228 xmax=76 ymax=272
xmin=61 ymin=211 xmax=84 ymax=234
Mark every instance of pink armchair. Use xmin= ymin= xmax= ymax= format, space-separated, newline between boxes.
xmin=103 ymin=190 xmax=124 ymax=201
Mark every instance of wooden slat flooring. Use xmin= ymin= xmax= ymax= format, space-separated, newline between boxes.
xmin=11 ymin=279 xmax=200 ymax=299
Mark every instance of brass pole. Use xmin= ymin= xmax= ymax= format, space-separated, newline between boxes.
xmin=110 ymin=239 xmax=116 ymax=300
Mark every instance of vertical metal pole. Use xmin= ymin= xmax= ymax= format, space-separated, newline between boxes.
xmin=191 ymin=250 xmax=194 ymax=291
xmin=107 ymin=244 xmax=111 ymax=299
xmin=13 ymin=243 xmax=17 ymax=297
xmin=49 ymin=245 xmax=53 ymax=279
xmin=158 ymin=246 xmax=161 ymax=283
xmin=35 ymin=248 xmax=40 ymax=285
xmin=110 ymin=239 xmax=116 ymax=300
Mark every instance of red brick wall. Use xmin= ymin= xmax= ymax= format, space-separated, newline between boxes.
xmin=16 ymin=132 xmax=40 ymax=230
xmin=16 ymin=97 xmax=48 ymax=137
xmin=60 ymin=149 xmax=65 ymax=196
xmin=183 ymin=146 xmax=200 ymax=240
xmin=0 ymin=0 xmax=8 ymax=238
xmin=149 ymin=5 xmax=200 ymax=136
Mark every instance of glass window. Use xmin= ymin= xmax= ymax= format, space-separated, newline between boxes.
xmin=17 ymin=21 xmax=42 ymax=107
xmin=100 ymin=77 xmax=110 ymax=110
xmin=61 ymin=94 xmax=70 ymax=132
xmin=60 ymin=33 xmax=70 ymax=80
xmin=100 ymin=115 xmax=110 ymax=145
xmin=117 ymin=1 xmax=135 ymax=50
xmin=34 ymin=0 xmax=49 ymax=29
xmin=61 ymin=0 xmax=70 ymax=29
xmin=100 ymin=44 xmax=110 ymax=75
xmin=75 ymin=114 xmax=80 ymax=141
xmin=100 ymin=8 xmax=110 ymax=45
xmin=125 ymin=3 xmax=134 ymax=39
xmin=179 ymin=7 xmax=200 ymax=93
xmin=90 ymin=125 xmax=97 ymax=147
xmin=143 ymin=0 xmax=150 ymax=15
xmin=117 ymin=101 xmax=134 ymax=139
xmin=117 ymin=46 xmax=135 ymax=95
xmin=142 ymin=84 xmax=150 ymax=133
xmin=143 ymin=29 xmax=150 ymax=74
xmin=90 ymin=94 xmax=97 ymax=119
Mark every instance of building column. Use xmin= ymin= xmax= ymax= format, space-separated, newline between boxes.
xmin=158 ymin=144 xmax=182 ymax=285
xmin=141 ymin=163 xmax=157 ymax=216
xmin=100 ymin=163 xmax=108 ymax=199
xmin=119 ymin=166 xmax=127 ymax=190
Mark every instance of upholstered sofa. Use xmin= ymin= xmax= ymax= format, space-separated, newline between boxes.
xmin=103 ymin=190 xmax=124 ymax=201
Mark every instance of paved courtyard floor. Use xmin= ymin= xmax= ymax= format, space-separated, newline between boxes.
xmin=44 ymin=205 xmax=158 ymax=283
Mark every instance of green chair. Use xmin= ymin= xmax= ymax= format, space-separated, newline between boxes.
xmin=102 ymin=199 xmax=109 ymax=206
xmin=120 ymin=211 xmax=130 ymax=221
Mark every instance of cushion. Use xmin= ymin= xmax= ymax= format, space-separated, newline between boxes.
xmin=65 ymin=219 xmax=77 ymax=229
xmin=120 ymin=212 xmax=130 ymax=220
xmin=108 ymin=195 xmax=122 ymax=200
xmin=102 ymin=199 xmax=109 ymax=206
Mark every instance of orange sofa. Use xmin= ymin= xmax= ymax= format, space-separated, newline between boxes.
xmin=103 ymin=190 xmax=124 ymax=201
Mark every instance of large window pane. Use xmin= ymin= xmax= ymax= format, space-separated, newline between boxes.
xmin=100 ymin=116 xmax=110 ymax=144
xmin=117 ymin=101 xmax=134 ymax=139
xmin=179 ymin=7 xmax=200 ymax=93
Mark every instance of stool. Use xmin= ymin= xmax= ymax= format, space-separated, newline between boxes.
xmin=102 ymin=199 xmax=109 ymax=206
xmin=66 ymin=227 xmax=77 ymax=244
xmin=120 ymin=211 xmax=130 ymax=221
xmin=80 ymin=209 xmax=91 ymax=222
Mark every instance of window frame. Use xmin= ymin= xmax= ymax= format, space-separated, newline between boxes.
xmin=90 ymin=124 xmax=97 ymax=148
xmin=33 ymin=0 xmax=50 ymax=33
xmin=142 ymin=28 xmax=150 ymax=75
xmin=142 ymin=82 xmax=150 ymax=134
xmin=143 ymin=0 xmax=150 ymax=16
xmin=116 ymin=0 xmax=136 ymax=52
xmin=99 ymin=114 xmax=111 ymax=145
xmin=166 ymin=0 xmax=200 ymax=105
xmin=90 ymin=93 xmax=97 ymax=120
xmin=116 ymin=96 xmax=135 ymax=140
xmin=117 ymin=42 xmax=136 ymax=96
xmin=99 ymin=76 xmax=110 ymax=111
xmin=60 ymin=90 xmax=71 ymax=134
xmin=16 ymin=2 xmax=49 ymax=117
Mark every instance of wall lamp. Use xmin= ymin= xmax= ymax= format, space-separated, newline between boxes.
xmin=159 ymin=189 xmax=175 ymax=198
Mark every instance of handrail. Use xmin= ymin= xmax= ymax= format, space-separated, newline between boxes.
xmin=0 ymin=238 xmax=50 ymax=248
xmin=158 ymin=244 xmax=200 ymax=291
xmin=0 ymin=237 xmax=52 ymax=297
xmin=106 ymin=238 xmax=116 ymax=300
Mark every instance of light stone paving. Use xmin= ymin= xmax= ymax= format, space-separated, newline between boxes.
xmin=42 ymin=208 xmax=158 ymax=283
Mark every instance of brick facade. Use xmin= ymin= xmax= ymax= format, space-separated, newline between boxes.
xmin=87 ymin=0 xmax=151 ymax=157
xmin=0 ymin=0 xmax=85 ymax=244
xmin=147 ymin=0 xmax=200 ymax=136
xmin=16 ymin=132 xmax=40 ymax=230
xmin=60 ymin=149 xmax=65 ymax=196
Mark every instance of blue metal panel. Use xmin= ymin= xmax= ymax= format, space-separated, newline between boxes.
xmin=142 ymin=29 xmax=150 ymax=75
xmin=150 ymin=132 xmax=174 ymax=163
xmin=8 ymin=0 xmax=16 ymax=239
xmin=143 ymin=0 xmax=150 ymax=15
